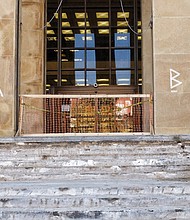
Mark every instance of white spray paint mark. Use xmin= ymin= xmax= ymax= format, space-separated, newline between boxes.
xmin=0 ymin=89 xmax=4 ymax=97
xmin=170 ymin=68 xmax=182 ymax=92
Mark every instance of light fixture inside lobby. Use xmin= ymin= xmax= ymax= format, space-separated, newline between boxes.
xmin=65 ymin=37 xmax=75 ymax=41
xmin=117 ymin=29 xmax=128 ymax=33
xmin=54 ymin=79 xmax=68 ymax=82
xmin=75 ymin=13 xmax=88 ymax=18
xmin=96 ymin=12 xmax=108 ymax=19
xmin=77 ymin=21 xmax=90 ymax=27
xmin=98 ymin=29 xmax=109 ymax=34
xmin=62 ymin=30 xmax=73 ymax=34
xmin=97 ymin=79 xmax=109 ymax=82
xmin=62 ymin=22 xmax=70 ymax=27
xmin=117 ymin=12 xmax=129 ymax=18
xmin=47 ymin=30 xmax=55 ymax=35
xmin=117 ymin=21 xmax=128 ymax=26
xmin=54 ymin=12 xmax=67 ymax=19
xmin=80 ymin=29 xmax=91 ymax=34
xmin=97 ymin=21 xmax=109 ymax=27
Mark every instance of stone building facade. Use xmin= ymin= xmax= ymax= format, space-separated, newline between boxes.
xmin=0 ymin=0 xmax=190 ymax=137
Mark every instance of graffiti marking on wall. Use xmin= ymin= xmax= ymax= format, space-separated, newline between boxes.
xmin=170 ymin=68 xmax=182 ymax=92
xmin=0 ymin=89 xmax=4 ymax=97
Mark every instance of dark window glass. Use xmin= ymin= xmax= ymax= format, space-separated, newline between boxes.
xmin=46 ymin=0 xmax=141 ymax=91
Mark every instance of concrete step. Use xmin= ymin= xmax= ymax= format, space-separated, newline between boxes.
xmin=1 ymin=206 xmax=190 ymax=220
xmin=0 ymin=180 xmax=190 ymax=219
xmin=0 ymin=141 xmax=189 ymax=219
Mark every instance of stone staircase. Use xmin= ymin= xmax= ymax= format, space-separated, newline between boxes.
xmin=0 ymin=140 xmax=190 ymax=219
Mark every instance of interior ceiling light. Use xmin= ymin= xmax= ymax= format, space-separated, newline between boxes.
xmin=46 ymin=22 xmax=51 ymax=27
xmin=97 ymin=21 xmax=109 ymax=27
xmin=54 ymin=12 xmax=67 ymax=19
xmin=138 ymin=36 xmax=142 ymax=40
xmin=62 ymin=13 xmax=68 ymax=19
xmin=80 ymin=29 xmax=91 ymax=34
xmin=117 ymin=29 xmax=128 ymax=33
xmin=47 ymin=37 xmax=57 ymax=41
xmin=138 ymin=21 xmax=142 ymax=26
xmin=97 ymin=79 xmax=109 ymax=82
xmin=47 ymin=30 xmax=55 ymax=35
xmin=62 ymin=22 xmax=70 ymax=27
xmin=117 ymin=12 xmax=129 ymax=18
xmin=117 ymin=21 xmax=128 ymax=26
xmin=54 ymin=79 xmax=68 ymax=83
xmin=77 ymin=21 xmax=90 ymax=27
xmin=98 ymin=84 xmax=109 ymax=86
xmin=98 ymin=29 xmax=109 ymax=34
xmin=65 ymin=37 xmax=75 ymax=41
xmin=96 ymin=12 xmax=108 ymax=18
xmin=61 ymin=79 xmax=67 ymax=82
xmin=138 ymin=29 xmax=142 ymax=34
xmin=75 ymin=13 xmax=88 ymax=18
xmin=70 ymin=49 xmax=79 ymax=52
xmin=62 ymin=30 xmax=73 ymax=34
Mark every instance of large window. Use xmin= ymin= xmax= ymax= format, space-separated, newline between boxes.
xmin=46 ymin=0 xmax=141 ymax=93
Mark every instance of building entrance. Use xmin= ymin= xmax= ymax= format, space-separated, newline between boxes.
xmin=46 ymin=0 xmax=142 ymax=95
xmin=42 ymin=0 xmax=147 ymax=135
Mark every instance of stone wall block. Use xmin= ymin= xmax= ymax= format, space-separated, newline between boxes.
xmin=0 ymin=98 xmax=14 ymax=136
xmin=0 ymin=1 xmax=14 ymax=19
xmin=0 ymin=19 xmax=14 ymax=56
xmin=22 ymin=3 xmax=43 ymax=30
xmin=155 ymin=93 xmax=189 ymax=128
xmin=153 ymin=0 xmax=190 ymax=134
xmin=21 ymin=30 xmax=43 ymax=58
xmin=20 ymin=0 xmax=44 ymax=95
xmin=0 ymin=57 xmax=14 ymax=95
xmin=154 ymin=17 xmax=190 ymax=54
xmin=154 ymin=0 xmax=190 ymax=17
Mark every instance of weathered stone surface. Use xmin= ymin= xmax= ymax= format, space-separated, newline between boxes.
xmin=153 ymin=0 xmax=190 ymax=134
xmin=20 ymin=0 xmax=44 ymax=95
xmin=0 ymin=141 xmax=189 ymax=219
xmin=0 ymin=0 xmax=16 ymax=137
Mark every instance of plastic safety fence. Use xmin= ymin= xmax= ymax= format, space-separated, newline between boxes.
xmin=18 ymin=95 xmax=152 ymax=135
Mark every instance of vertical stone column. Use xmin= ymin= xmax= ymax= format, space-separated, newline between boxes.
xmin=141 ymin=0 xmax=153 ymax=133
xmin=0 ymin=1 xmax=17 ymax=136
xmin=141 ymin=0 xmax=153 ymax=94
xmin=153 ymin=0 xmax=190 ymax=134
xmin=19 ymin=0 xmax=45 ymax=134
xmin=20 ymin=0 xmax=44 ymax=95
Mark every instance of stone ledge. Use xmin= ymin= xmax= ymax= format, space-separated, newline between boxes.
xmin=1 ymin=134 xmax=190 ymax=144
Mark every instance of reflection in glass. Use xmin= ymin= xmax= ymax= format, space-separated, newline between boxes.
xmin=46 ymin=0 xmax=141 ymax=90
xmin=114 ymin=33 xmax=131 ymax=85
xmin=75 ymin=34 xmax=96 ymax=86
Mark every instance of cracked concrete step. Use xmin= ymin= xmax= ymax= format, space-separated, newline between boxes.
xmin=0 ymin=142 xmax=189 ymax=219
xmin=0 ymin=194 xmax=189 ymax=209
xmin=0 ymin=179 xmax=189 ymax=196
xmin=0 ymin=180 xmax=189 ymax=210
xmin=2 ymin=156 xmax=189 ymax=165
xmin=0 ymin=171 xmax=190 ymax=182
xmin=1 ymin=207 xmax=190 ymax=220
xmin=0 ymin=143 xmax=189 ymax=155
